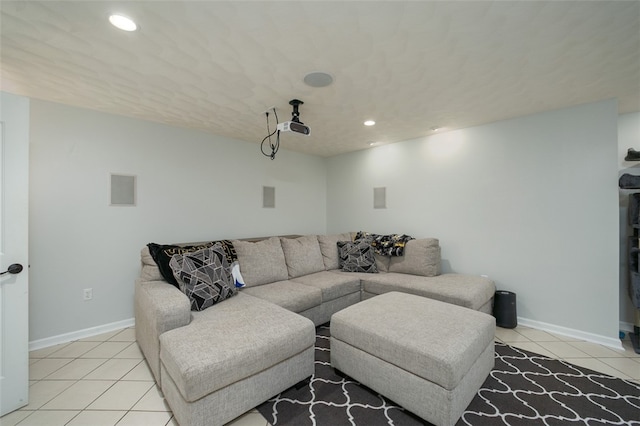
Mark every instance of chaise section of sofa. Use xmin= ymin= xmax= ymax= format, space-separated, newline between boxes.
xmin=134 ymin=279 xmax=190 ymax=384
xmin=331 ymin=236 xmax=495 ymax=314
xmin=360 ymin=273 xmax=495 ymax=313
xmin=159 ymin=292 xmax=315 ymax=426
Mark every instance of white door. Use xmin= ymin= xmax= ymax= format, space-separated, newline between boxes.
xmin=0 ymin=92 xmax=30 ymax=416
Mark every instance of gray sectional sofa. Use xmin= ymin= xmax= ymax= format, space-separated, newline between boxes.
xmin=134 ymin=233 xmax=495 ymax=426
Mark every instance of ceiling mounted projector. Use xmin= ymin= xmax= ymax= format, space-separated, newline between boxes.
xmin=277 ymin=120 xmax=310 ymax=135
xmin=277 ymin=99 xmax=310 ymax=135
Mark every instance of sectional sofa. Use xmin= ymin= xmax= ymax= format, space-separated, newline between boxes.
xmin=134 ymin=233 xmax=495 ymax=426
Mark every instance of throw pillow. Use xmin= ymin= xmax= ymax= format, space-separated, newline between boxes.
xmin=231 ymin=237 xmax=288 ymax=286
xmin=280 ymin=235 xmax=325 ymax=278
xmin=169 ymin=244 xmax=237 ymax=311
xmin=337 ymin=239 xmax=378 ymax=273
xmin=148 ymin=240 xmax=238 ymax=288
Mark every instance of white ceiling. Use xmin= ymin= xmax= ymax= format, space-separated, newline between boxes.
xmin=1 ymin=1 xmax=639 ymax=157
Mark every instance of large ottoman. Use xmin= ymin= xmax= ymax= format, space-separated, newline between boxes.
xmin=159 ymin=293 xmax=316 ymax=426
xmin=330 ymin=291 xmax=495 ymax=426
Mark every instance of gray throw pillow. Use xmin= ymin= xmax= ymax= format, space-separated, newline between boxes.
xmin=169 ymin=244 xmax=237 ymax=311
xmin=337 ymin=239 xmax=378 ymax=273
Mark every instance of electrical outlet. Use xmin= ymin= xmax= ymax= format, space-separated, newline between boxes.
xmin=83 ymin=288 xmax=93 ymax=301
xmin=262 ymin=106 xmax=276 ymax=115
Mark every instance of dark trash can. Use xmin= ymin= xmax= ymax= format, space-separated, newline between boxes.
xmin=493 ymin=290 xmax=517 ymax=328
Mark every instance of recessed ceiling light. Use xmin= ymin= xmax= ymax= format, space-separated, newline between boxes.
xmin=109 ymin=14 xmax=137 ymax=31
xmin=303 ymin=72 xmax=333 ymax=88
xmin=364 ymin=120 xmax=376 ymax=126
xmin=431 ymin=126 xmax=441 ymax=131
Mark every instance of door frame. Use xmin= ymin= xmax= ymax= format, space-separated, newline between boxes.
xmin=0 ymin=92 xmax=30 ymax=416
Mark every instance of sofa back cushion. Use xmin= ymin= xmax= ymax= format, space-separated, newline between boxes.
xmin=388 ymin=238 xmax=441 ymax=277
xmin=232 ymin=237 xmax=288 ymax=286
xmin=140 ymin=246 xmax=164 ymax=282
xmin=374 ymin=253 xmax=391 ymax=272
xmin=317 ymin=233 xmax=352 ymax=270
xmin=280 ymin=235 xmax=325 ymax=278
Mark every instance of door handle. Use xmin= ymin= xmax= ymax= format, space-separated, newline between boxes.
xmin=0 ymin=263 xmax=23 ymax=276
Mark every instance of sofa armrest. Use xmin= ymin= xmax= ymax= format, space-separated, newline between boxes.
xmin=134 ymin=279 xmax=191 ymax=384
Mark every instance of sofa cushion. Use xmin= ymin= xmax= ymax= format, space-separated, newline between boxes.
xmin=280 ymin=235 xmax=325 ymax=279
xmin=317 ymin=233 xmax=352 ymax=270
xmin=291 ymin=271 xmax=361 ymax=302
xmin=337 ymin=240 xmax=378 ymax=273
xmin=232 ymin=237 xmax=288 ymax=287
xmin=374 ymin=253 xmax=390 ymax=273
xmin=388 ymin=238 xmax=441 ymax=277
xmin=148 ymin=240 xmax=237 ymax=287
xmin=169 ymin=245 xmax=236 ymax=311
xmin=160 ymin=292 xmax=315 ymax=402
xmin=140 ymin=246 xmax=164 ymax=282
xmin=241 ymin=280 xmax=322 ymax=313
xmin=361 ymin=272 xmax=495 ymax=311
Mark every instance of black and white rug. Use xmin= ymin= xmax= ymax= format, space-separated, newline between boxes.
xmin=257 ymin=324 xmax=640 ymax=426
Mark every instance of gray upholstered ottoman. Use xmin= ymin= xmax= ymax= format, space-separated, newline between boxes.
xmin=330 ymin=291 xmax=495 ymax=426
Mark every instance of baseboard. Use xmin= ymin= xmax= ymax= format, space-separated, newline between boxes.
xmin=28 ymin=315 xmax=627 ymax=352
xmin=29 ymin=318 xmax=135 ymax=351
xmin=620 ymin=321 xmax=635 ymax=333
xmin=517 ymin=317 xmax=624 ymax=351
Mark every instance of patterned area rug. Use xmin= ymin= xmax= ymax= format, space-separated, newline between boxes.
xmin=257 ymin=324 xmax=640 ymax=426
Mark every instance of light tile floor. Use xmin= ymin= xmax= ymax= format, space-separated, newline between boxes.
xmin=1 ymin=325 xmax=639 ymax=426
xmin=495 ymin=326 xmax=640 ymax=382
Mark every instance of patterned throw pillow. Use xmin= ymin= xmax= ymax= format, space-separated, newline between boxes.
xmin=337 ymin=239 xmax=378 ymax=273
xmin=148 ymin=240 xmax=238 ymax=288
xmin=169 ymin=244 xmax=237 ymax=311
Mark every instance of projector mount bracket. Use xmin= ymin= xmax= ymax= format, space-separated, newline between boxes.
xmin=289 ymin=99 xmax=304 ymax=123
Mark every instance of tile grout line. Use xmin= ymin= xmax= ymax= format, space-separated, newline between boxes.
xmin=15 ymin=326 xmax=639 ymax=426
xmin=502 ymin=327 xmax=640 ymax=383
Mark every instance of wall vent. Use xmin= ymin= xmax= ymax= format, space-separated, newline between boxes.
xmin=263 ymin=186 xmax=275 ymax=208
xmin=110 ymin=174 xmax=136 ymax=206
xmin=373 ymin=187 xmax=386 ymax=209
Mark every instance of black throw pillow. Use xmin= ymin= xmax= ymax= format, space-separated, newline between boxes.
xmin=147 ymin=240 xmax=237 ymax=288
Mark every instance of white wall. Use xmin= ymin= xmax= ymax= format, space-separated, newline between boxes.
xmin=27 ymin=98 xmax=624 ymax=345
xmin=618 ymin=111 xmax=640 ymax=330
xmin=29 ymin=100 xmax=327 ymax=342
xmin=327 ymin=100 xmax=619 ymax=344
